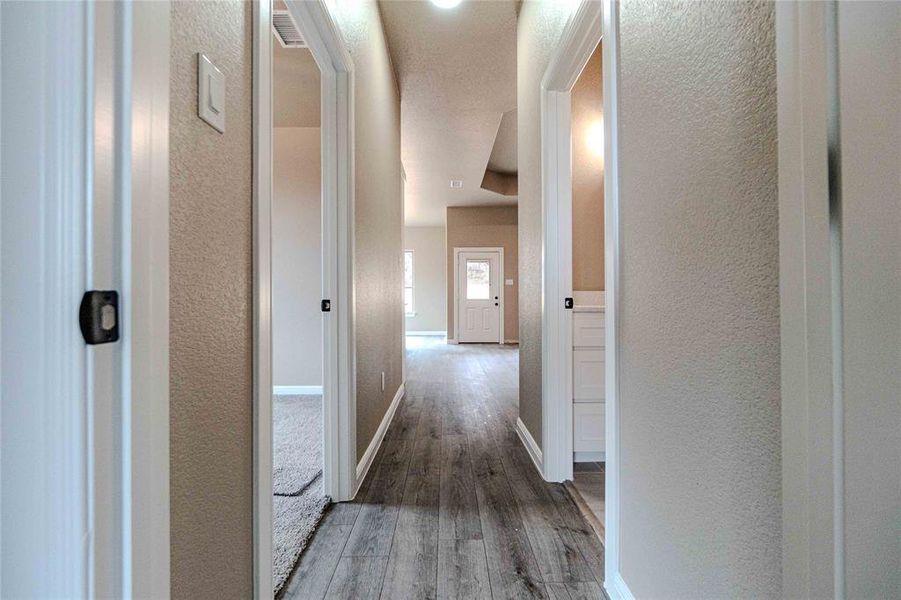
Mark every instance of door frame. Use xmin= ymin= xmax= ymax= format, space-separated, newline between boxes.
xmin=253 ymin=0 xmax=357 ymax=597
xmin=539 ymin=0 xmax=626 ymax=596
xmin=539 ymin=0 xmax=601 ymax=486
xmin=1 ymin=1 xmax=171 ymax=596
xmin=453 ymin=247 xmax=505 ymax=344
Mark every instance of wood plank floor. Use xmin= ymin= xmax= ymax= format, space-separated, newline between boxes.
xmin=280 ymin=338 xmax=606 ymax=600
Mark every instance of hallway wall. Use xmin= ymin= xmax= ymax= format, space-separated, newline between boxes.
xmin=616 ymin=1 xmax=780 ymax=597
xmin=516 ymin=0 xmax=576 ymax=447
xmin=571 ymin=42 xmax=604 ymax=292
xmin=168 ymin=1 xmax=253 ymax=597
xmin=404 ymin=226 xmax=447 ymax=333
xmin=273 ymin=127 xmax=322 ymax=387
xmin=330 ymin=1 xmax=405 ymax=461
xmin=446 ymin=206 xmax=519 ymax=343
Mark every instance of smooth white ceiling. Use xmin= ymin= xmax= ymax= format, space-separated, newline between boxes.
xmin=378 ymin=0 xmax=518 ymax=226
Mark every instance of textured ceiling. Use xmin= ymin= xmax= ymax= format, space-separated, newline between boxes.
xmin=378 ymin=0 xmax=518 ymax=226
xmin=273 ymin=41 xmax=320 ymax=127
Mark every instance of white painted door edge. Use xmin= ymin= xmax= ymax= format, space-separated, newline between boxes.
xmin=129 ymin=2 xmax=172 ymax=595
xmin=452 ymin=247 xmax=505 ymax=344
xmin=601 ymin=0 xmax=623 ymax=595
xmin=253 ymin=1 xmax=356 ymax=598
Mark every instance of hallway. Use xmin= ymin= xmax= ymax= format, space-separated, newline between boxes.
xmin=281 ymin=338 xmax=605 ymax=599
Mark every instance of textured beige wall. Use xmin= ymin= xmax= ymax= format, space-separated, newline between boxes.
xmin=446 ymin=206 xmax=519 ymax=342
xmin=168 ymin=1 xmax=253 ymax=597
xmin=330 ymin=1 xmax=404 ymax=460
xmin=617 ymin=1 xmax=780 ymax=596
xmin=273 ymin=127 xmax=322 ymax=387
xmin=404 ymin=226 xmax=447 ymax=333
xmin=516 ymin=0 xmax=576 ymax=447
xmin=571 ymin=43 xmax=604 ymax=291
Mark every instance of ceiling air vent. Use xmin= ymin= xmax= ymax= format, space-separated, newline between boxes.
xmin=272 ymin=10 xmax=306 ymax=48
xmin=450 ymin=180 xmax=463 ymax=189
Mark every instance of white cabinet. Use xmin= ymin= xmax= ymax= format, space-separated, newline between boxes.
xmin=574 ymin=403 xmax=606 ymax=452
xmin=573 ymin=349 xmax=605 ymax=401
xmin=572 ymin=309 xmax=605 ymax=459
xmin=573 ymin=312 xmax=605 ymax=347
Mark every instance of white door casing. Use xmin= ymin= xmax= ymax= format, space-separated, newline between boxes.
xmin=1 ymin=1 xmax=170 ymax=597
xmin=254 ymin=1 xmax=357 ymax=597
xmin=455 ymin=249 xmax=504 ymax=344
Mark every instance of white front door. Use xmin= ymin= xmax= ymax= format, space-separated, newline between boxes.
xmin=457 ymin=251 xmax=501 ymax=343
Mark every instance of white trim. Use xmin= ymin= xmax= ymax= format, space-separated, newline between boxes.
xmin=446 ymin=338 xmax=458 ymax=345
xmin=253 ymin=1 xmax=356 ymax=598
xmin=355 ymin=382 xmax=405 ymax=487
xmin=252 ymin=2 xmax=274 ymax=596
xmin=775 ymin=3 xmax=845 ymax=596
xmin=605 ymin=571 xmax=636 ymax=600
xmin=573 ymin=451 xmax=605 ymax=463
xmin=128 ymin=1 xmax=171 ymax=595
xmin=540 ymin=0 xmax=602 ymax=485
xmin=273 ymin=385 xmax=324 ymax=396
xmin=452 ymin=246 xmax=505 ymax=344
xmin=601 ymin=0 xmax=622 ymax=591
xmin=515 ymin=418 xmax=544 ymax=477
xmin=406 ymin=330 xmax=447 ymax=337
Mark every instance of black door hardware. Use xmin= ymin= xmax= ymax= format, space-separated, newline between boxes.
xmin=564 ymin=297 xmax=574 ymax=309
xmin=321 ymin=299 xmax=331 ymax=312
xmin=79 ymin=290 xmax=119 ymax=345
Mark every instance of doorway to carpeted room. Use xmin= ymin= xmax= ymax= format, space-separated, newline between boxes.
xmin=272 ymin=394 xmax=328 ymax=595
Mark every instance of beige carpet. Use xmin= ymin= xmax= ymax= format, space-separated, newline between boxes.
xmin=272 ymin=395 xmax=329 ymax=595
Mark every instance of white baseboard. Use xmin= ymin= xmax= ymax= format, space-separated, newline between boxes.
xmin=273 ymin=385 xmax=323 ymax=396
xmin=354 ymin=381 xmax=405 ymax=491
xmin=405 ymin=330 xmax=447 ymax=337
xmin=446 ymin=338 xmax=458 ymax=345
xmin=605 ymin=572 xmax=636 ymax=600
xmin=515 ymin=418 xmax=543 ymax=477
xmin=574 ymin=451 xmax=606 ymax=462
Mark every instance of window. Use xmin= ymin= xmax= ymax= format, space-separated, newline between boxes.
xmin=466 ymin=259 xmax=490 ymax=299
xmin=404 ymin=250 xmax=414 ymax=315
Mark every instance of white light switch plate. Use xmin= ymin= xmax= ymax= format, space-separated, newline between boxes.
xmin=505 ymin=279 xmax=514 ymax=286
xmin=198 ymin=54 xmax=225 ymax=133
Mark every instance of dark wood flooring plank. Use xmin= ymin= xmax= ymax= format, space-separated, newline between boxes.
xmin=280 ymin=503 xmax=359 ymax=599
xmin=545 ymin=581 xmax=605 ymax=600
xmin=325 ymin=556 xmax=389 ymax=600
xmin=409 ymin=396 xmax=442 ymax=476
xmin=436 ymin=539 xmax=492 ymax=600
xmin=379 ymin=468 xmax=440 ymax=599
xmin=343 ymin=438 xmax=413 ymax=557
xmin=469 ymin=431 xmax=547 ymax=600
xmin=500 ymin=449 xmax=595 ymax=584
xmin=438 ymin=434 xmax=482 ymax=540
xmin=546 ymin=484 xmax=605 ymax=584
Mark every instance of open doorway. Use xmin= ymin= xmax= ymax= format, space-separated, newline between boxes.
xmin=253 ymin=0 xmax=356 ymax=596
xmin=539 ymin=0 xmax=611 ymax=566
xmin=565 ymin=39 xmax=606 ymax=540
xmin=270 ymin=15 xmax=328 ymax=595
